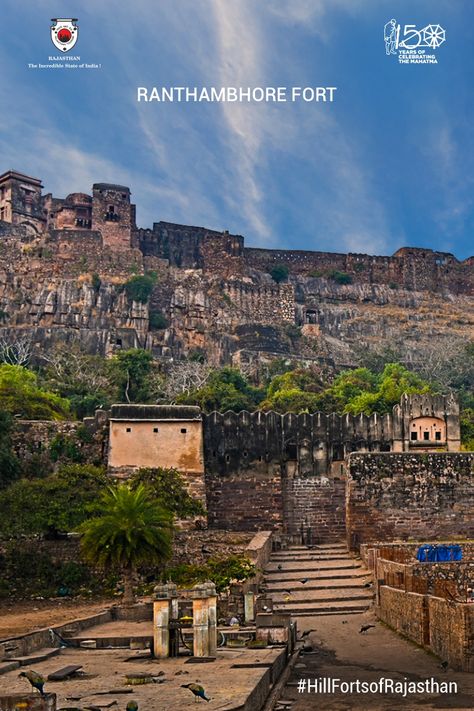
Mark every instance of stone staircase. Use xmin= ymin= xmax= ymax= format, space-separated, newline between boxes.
xmin=262 ymin=543 xmax=374 ymax=616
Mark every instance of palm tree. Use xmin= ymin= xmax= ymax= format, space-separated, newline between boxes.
xmin=79 ymin=483 xmax=173 ymax=606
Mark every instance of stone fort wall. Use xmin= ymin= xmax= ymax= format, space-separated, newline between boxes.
xmin=346 ymin=452 xmax=474 ymax=548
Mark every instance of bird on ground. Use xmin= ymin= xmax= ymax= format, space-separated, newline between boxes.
xmin=440 ymin=661 xmax=449 ymax=671
xmin=300 ymin=578 xmax=309 ymax=584
xmin=19 ymin=670 xmax=45 ymax=696
xmin=359 ymin=624 xmax=375 ymax=634
xmin=297 ymin=629 xmax=315 ymax=640
xmin=126 ymin=702 xmax=138 ymax=711
xmin=201 ymin=546 xmax=211 ymax=554
xmin=181 ymin=683 xmax=210 ymax=702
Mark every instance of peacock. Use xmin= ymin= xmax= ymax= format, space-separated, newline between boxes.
xmin=19 ymin=670 xmax=45 ymax=696
xmin=181 ymin=683 xmax=210 ymax=702
xmin=126 ymin=702 xmax=138 ymax=711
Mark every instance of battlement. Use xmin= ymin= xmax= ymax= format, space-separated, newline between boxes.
xmin=1 ymin=169 xmax=472 ymax=295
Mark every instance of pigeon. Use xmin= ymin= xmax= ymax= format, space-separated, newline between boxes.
xmin=181 ymin=683 xmax=210 ymax=702
xmin=19 ymin=670 xmax=45 ymax=696
xmin=300 ymin=578 xmax=309 ymax=584
xmin=359 ymin=624 xmax=375 ymax=634
xmin=363 ymin=582 xmax=373 ymax=588
xmin=297 ymin=629 xmax=315 ymax=640
xmin=277 ymin=564 xmax=283 ymax=571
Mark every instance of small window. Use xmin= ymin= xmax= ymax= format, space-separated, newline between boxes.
xmin=153 ymin=427 xmax=159 ymax=433
xmin=0 ymin=207 xmax=5 ymax=220
xmin=435 ymin=431 xmax=441 ymax=441
xmin=411 ymin=432 xmax=418 ymax=441
xmin=243 ymin=450 xmax=248 ymax=458
xmin=225 ymin=454 xmax=230 ymax=463
xmin=108 ymin=205 xmax=115 ymax=213
xmin=116 ymin=338 xmax=122 ymax=346
xmin=122 ymin=193 xmax=127 ymax=199
xmin=126 ymin=427 xmax=131 ymax=433
xmin=423 ymin=431 xmax=430 ymax=441
xmin=181 ymin=428 xmax=187 ymax=434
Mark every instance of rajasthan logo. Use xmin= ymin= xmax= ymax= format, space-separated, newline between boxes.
xmin=51 ymin=18 xmax=79 ymax=53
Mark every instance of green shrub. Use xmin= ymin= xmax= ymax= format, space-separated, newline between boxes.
xmin=328 ymin=270 xmax=352 ymax=285
xmin=149 ymin=310 xmax=168 ymax=330
xmin=130 ymin=467 xmax=206 ymax=518
xmin=269 ymin=264 xmax=289 ymax=283
xmin=162 ymin=555 xmax=256 ymax=593
xmin=123 ymin=272 xmax=157 ymax=303
xmin=49 ymin=434 xmax=83 ymax=463
xmin=91 ymin=273 xmax=101 ymax=292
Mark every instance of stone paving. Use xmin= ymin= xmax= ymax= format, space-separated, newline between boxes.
xmin=269 ymin=544 xmax=474 ymax=710
xmin=0 ymin=645 xmax=285 ymax=710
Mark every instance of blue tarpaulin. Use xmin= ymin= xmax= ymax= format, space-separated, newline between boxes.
xmin=416 ymin=545 xmax=462 ymax=562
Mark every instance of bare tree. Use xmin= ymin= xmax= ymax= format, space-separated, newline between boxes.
xmin=39 ymin=344 xmax=113 ymax=394
xmin=161 ymin=360 xmax=212 ymax=403
xmin=0 ymin=333 xmax=32 ymax=366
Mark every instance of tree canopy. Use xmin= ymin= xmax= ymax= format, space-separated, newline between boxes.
xmin=0 ymin=364 xmax=70 ymax=420
xmin=79 ymin=483 xmax=173 ymax=604
xmin=0 ymin=411 xmax=20 ymax=489
xmin=178 ymin=367 xmax=264 ymax=412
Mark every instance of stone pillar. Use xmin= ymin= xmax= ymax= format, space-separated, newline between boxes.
xmin=192 ymin=584 xmax=210 ymax=657
xmin=191 ymin=582 xmax=217 ymax=657
xmin=153 ymin=583 xmax=178 ymax=658
xmin=244 ymin=591 xmax=255 ymax=624
xmin=207 ymin=584 xmax=217 ymax=656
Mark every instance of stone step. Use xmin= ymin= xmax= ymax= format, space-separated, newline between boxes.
xmin=286 ymin=541 xmax=347 ymax=553
xmin=274 ymin=600 xmax=372 ymax=615
xmin=272 ymin=550 xmax=350 ymax=556
xmin=265 ymin=563 xmax=365 ymax=573
xmin=286 ymin=609 xmax=366 ymax=618
xmin=264 ymin=581 xmax=372 ymax=592
xmin=272 ymin=591 xmax=374 ymax=604
xmin=263 ymin=571 xmax=369 ymax=583
xmin=10 ymin=647 xmax=61 ymax=666
xmin=0 ymin=661 xmax=20 ymax=676
xmin=270 ymin=555 xmax=353 ymax=562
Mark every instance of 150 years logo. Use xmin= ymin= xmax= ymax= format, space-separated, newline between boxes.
xmin=384 ymin=19 xmax=446 ymax=64
xmin=51 ymin=18 xmax=79 ymax=53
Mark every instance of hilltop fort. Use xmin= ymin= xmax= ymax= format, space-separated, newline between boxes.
xmin=0 ymin=169 xmax=473 ymax=368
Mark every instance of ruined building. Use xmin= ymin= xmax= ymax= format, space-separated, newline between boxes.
xmin=0 ymin=169 xmax=473 ymax=369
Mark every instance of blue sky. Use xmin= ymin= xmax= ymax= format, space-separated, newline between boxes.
xmin=0 ymin=1 xmax=472 ymax=258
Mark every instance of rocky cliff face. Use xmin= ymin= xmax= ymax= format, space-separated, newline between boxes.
xmin=0 ymin=221 xmax=472 ymax=370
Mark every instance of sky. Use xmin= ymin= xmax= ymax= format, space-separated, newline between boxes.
xmin=0 ymin=0 xmax=472 ymax=259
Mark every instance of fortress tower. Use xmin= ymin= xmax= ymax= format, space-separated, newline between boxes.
xmin=92 ymin=182 xmax=134 ymax=249
xmin=0 ymin=170 xmax=45 ymax=235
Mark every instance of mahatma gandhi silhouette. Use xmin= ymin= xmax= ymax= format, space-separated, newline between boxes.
xmin=384 ymin=19 xmax=398 ymax=55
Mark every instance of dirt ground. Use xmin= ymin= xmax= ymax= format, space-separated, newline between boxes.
xmin=0 ymin=598 xmax=114 ymax=639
